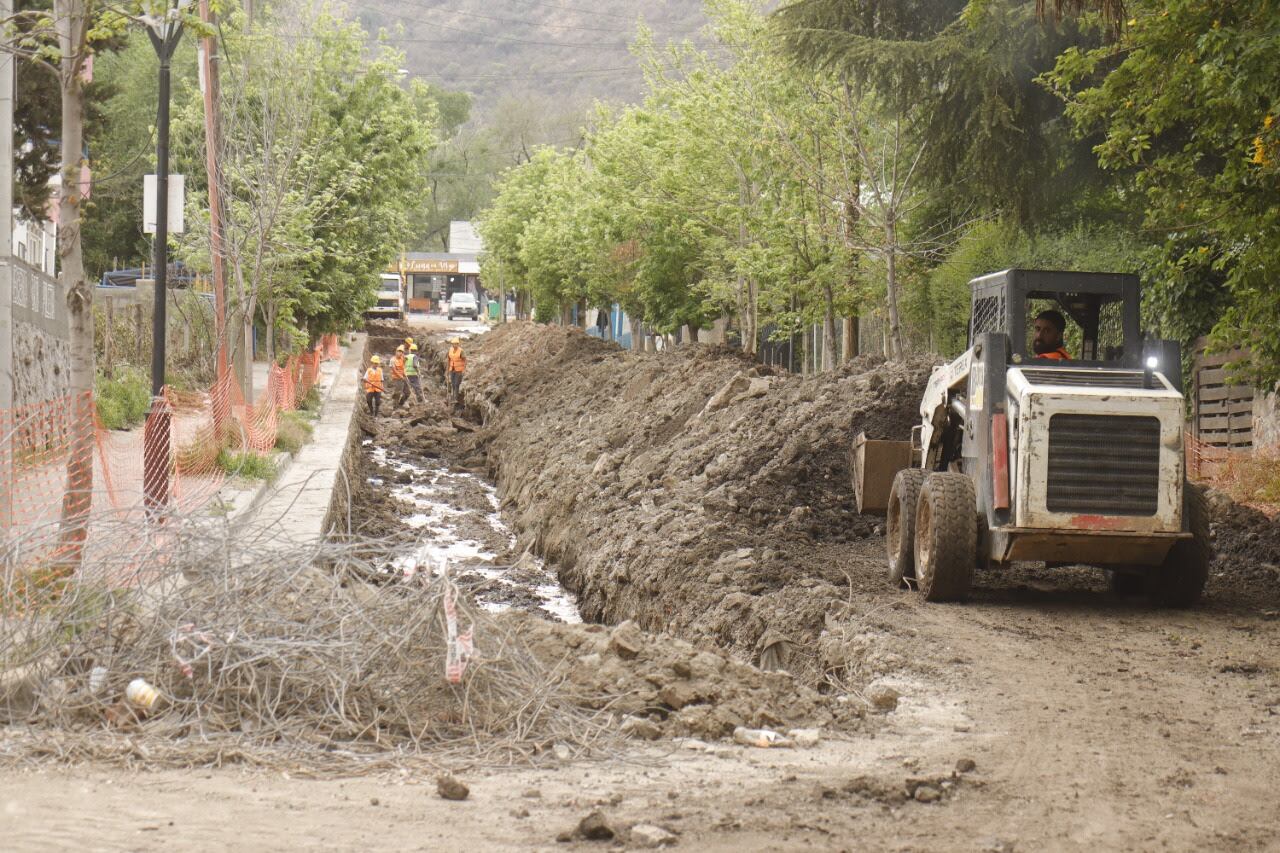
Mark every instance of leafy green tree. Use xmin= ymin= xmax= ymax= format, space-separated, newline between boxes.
xmin=1046 ymin=0 xmax=1280 ymax=384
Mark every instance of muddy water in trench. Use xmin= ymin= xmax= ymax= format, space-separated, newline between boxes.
xmin=362 ymin=439 xmax=580 ymax=622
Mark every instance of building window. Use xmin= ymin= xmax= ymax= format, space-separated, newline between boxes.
xmin=17 ymin=242 xmax=27 ymax=263
xmin=31 ymin=231 xmax=44 ymax=271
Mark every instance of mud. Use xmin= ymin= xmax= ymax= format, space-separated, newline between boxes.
xmin=1205 ymin=488 xmax=1280 ymax=609
xmin=421 ymin=322 xmax=933 ymax=684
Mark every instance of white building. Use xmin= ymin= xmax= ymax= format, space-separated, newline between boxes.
xmin=12 ymin=211 xmax=56 ymax=275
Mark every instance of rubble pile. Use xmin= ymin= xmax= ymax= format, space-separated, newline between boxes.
xmin=510 ymin=614 xmax=863 ymax=740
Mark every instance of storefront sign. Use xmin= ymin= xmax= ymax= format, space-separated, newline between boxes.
xmin=391 ymin=258 xmax=459 ymax=274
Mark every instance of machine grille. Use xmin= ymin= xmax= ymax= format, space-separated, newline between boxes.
xmin=1021 ymin=368 xmax=1148 ymax=388
xmin=1047 ymin=414 xmax=1160 ymax=516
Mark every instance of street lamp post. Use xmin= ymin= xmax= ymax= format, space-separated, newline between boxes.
xmin=142 ymin=8 xmax=185 ymax=519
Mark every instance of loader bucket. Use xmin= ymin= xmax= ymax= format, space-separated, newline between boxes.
xmin=851 ymin=432 xmax=913 ymax=514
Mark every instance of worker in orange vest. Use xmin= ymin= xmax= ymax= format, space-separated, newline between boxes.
xmin=389 ymin=345 xmax=409 ymax=409
xmin=446 ymin=337 xmax=467 ymax=401
xmin=363 ymin=355 xmax=385 ymax=416
xmin=1032 ymin=310 xmax=1072 ymax=361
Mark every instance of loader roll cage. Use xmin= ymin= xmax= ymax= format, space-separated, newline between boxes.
xmin=968 ymin=269 xmax=1143 ymax=368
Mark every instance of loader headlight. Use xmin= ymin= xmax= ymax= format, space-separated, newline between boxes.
xmin=1145 ymin=356 xmax=1159 ymax=370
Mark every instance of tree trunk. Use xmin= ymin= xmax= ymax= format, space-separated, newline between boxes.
xmin=822 ymin=283 xmax=837 ymax=372
xmin=264 ymin=301 xmax=277 ymax=364
xmin=103 ymin=298 xmax=114 ymax=379
xmin=55 ymin=0 xmax=93 ymax=572
xmin=884 ymin=218 xmax=904 ymax=360
xmin=842 ymin=315 xmax=858 ymax=361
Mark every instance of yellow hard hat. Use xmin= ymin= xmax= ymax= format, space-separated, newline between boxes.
xmin=370 ymin=355 xmax=381 ymax=364
xmin=409 ymin=344 xmax=418 ymax=351
xmin=449 ymin=337 xmax=461 ymax=344
xmin=395 ymin=344 xmax=405 ymax=352
xmin=404 ymin=337 xmax=414 ymax=345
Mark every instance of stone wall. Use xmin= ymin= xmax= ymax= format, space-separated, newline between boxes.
xmin=3 ymin=258 xmax=70 ymax=413
xmin=11 ymin=319 xmax=70 ymax=410
xmin=1253 ymin=385 xmax=1280 ymax=452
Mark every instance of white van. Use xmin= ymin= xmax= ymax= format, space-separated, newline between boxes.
xmin=448 ymin=292 xmax=478 ymax=321
xmin=367 ymin=273 xmax=405 ymax=319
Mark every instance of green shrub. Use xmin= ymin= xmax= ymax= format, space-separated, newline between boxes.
xmin=216 ymin=448 xmax=278 ymax=481
xmin=300 ymin=386 xmax=322 ymax=413
xmin=274 ymin=411 xmax=314 ymax=454
xmin=95 ymin=368 xmax=151 ymax=430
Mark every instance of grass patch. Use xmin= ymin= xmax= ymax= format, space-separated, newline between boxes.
xmin=216 ymin=448 xmax=278 ymax=481
xmin=274 ymin=410 xmax=315 ymax=454
xmin=299 ymin=385 xmax=323 ymax=414
xmin=95 ymin=368 xmax=151 ymax=430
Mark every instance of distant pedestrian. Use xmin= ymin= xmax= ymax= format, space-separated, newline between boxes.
xmin=446 ymin=337 xmax=466 ymax=401
xmin=389 ymin=345 xmax=409 ymax=408
xmin=363 ymin=355 xmax=384 ymax=417
xmin=405 ymin=343 xmax=424 ymax=403
xmin=596 ymin=308 xmax=609 ymax=340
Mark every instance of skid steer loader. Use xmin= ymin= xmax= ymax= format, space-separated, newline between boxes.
xmin=856 ymin=269 xmax=1210 ymax=606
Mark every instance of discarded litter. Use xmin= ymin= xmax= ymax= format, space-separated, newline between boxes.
xmin=125 ymin=679 xmax=161 ymax=711
xmin=732 ymin=727 xmax=794 ymax=748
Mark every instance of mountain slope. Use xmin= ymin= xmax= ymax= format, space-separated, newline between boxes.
xmin=353 ymin=0 xmax=711 ymax=113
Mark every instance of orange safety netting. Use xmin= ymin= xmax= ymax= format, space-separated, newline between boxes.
xmin=2 ymin=336 xmax=344 ymax=576
xmin=1186 ymin=431 xmax=1280 ymax=514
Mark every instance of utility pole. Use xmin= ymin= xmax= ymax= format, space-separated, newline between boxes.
xmin=198 ymin=0 xmax=228 ymax=420
xmin=142 ymin=14 xmax=184 ymax=519
xmin=1 ymin=0 xmax=15 ymax=534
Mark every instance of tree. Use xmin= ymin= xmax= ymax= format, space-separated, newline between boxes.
xmin=173 ymin=1 xmax=435 ymax=370
xmin=1046 ymin=0 xmax=1280 ymax=384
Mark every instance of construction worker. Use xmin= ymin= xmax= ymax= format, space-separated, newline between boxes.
xmin=363 ymin=355 xmax=385 ymax=416
xmin=405 ymin=343 xmax=425 ymax=403
xmin=1033 ymin=310 xmax=1072 ymax=361
xmin=446 ymin=337 xmax=467 ymax=400
xmin=389 ymin=345 xmax=409 ymax=409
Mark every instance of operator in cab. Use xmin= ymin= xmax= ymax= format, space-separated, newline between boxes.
xmin=1033 ymin=310 xmax=1072 ymax=361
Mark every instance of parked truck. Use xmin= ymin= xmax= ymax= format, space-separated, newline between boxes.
xmin=366 ymin=273 xmax=405 ymax=320
xmin=854 ymin=269 xmax=1210 ymax=606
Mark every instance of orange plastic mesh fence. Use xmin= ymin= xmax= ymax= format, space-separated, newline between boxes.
xmin=2 ymin=338 xmax=344 ymax=576
xmin=1186 ymin=431 xmax=1280 ymax=514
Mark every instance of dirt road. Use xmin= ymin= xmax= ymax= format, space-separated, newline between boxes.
xmin=4 ymin=318 xmax=1277 ymax=851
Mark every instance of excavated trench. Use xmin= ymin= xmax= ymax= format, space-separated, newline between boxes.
xmin=346 ymin=322 xmax=581 ymax=623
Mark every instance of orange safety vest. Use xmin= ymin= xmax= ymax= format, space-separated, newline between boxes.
xmin=363 ymin=367 xmax=384 ymax=394
xmin=446 ymin=347 xmax=466 ymax=374
xmin=390 ymin=354 xmax=407 ymax=380
xmin=1039 ymin=347 xmax=1072 ymax=361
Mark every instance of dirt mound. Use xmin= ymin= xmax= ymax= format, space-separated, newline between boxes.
xmin=1204 ymin=488 xmax=1280 ymax=606
xmin=419 ymin=323 xmax=934 ymax=683
xmin=509 ymin=614 xmax=864 ymax=740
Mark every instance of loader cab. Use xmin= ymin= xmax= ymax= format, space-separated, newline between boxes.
xmin=969 ymin=269 xmax=1143 ymax=369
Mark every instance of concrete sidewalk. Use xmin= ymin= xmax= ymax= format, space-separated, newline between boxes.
xmin=234 ymin=334 xmax=365 ymax=541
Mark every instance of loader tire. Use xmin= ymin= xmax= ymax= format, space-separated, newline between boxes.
xmin=1108 ymin=569 xmax=1147 ymax=598
xmin=887 ymin=469 xmax=928 ymax=588
xmin=914 ymin=473 xmax=977 ymax=602
xmin=1149 ymin=482 xmax=1211 ymax=608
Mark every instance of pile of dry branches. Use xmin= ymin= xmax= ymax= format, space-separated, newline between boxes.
xmin=0 ymin=516 xmax=614 ymax=774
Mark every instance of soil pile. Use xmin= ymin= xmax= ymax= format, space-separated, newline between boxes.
xmin=1204 ymin=488 xmax=1280 ymax=607
xmin=509 ymin=614 xmax=863 ymax=740
xmin=424 ymin=323 xmax=934 ymax=682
